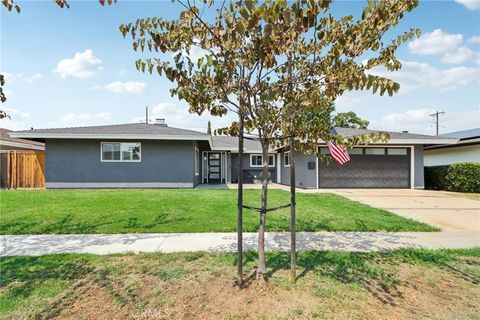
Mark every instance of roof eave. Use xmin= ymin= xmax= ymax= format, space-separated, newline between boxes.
xmin=0 ymin=140 xmax=45 ymax=151
xmin=10 ymin=132 xmax=211 ymax=142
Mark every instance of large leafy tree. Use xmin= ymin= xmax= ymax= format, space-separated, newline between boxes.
xmin=333 ymin=111 xmax=370 ymax=129
xmin=120 ymin=0 xmax=418 ymax=284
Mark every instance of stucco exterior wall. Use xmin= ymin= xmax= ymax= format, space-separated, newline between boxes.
xmin=45 ymin=139 xmax=196 ymax=188
xmin=424 ymin=145 xmax=480 ymax=166
xmin=280 ymin=150 xmax=317 ymax=188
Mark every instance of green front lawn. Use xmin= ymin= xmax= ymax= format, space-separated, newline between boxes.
xmin=0 ymin=189 xmax=436 ymax=234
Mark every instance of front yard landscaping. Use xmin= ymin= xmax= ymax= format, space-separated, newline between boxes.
xmin=1 ymin=248 xmax=479 ymax=319
xmin=0 ymin=189 xmax=436 ymax=234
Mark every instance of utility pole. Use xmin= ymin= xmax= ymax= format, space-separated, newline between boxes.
xmin=429 ymin=111 xmax=444 ymax=136
xmin=145 ymin=106 xmax=149 ymax=124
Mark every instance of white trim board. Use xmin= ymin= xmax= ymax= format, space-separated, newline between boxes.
xmin=410 ymin=146 xmax=415 ymax=190
xmin=276 ymin=153 xmax=281 ymax=183
xmin=46 ymin=182 xmax=194 ymax=189
xmin=0 ymin=141 xmax=45 ymax=151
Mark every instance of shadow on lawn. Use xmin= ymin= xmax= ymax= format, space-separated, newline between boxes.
xmin=237 ymin=249 xmax=480 ymax=305
xmin=0 ymin=255 xmax=94 ymax=300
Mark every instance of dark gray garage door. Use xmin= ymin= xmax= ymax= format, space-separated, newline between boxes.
xmin=318 ymin=147 xmax=410 ymax=188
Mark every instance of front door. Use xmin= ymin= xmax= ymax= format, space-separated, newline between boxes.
xmin=208 ymin=153 xmax=222 ymax=183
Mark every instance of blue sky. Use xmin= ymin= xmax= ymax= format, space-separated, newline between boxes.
xmin=1 ymin=0 xmax=479 ymax=135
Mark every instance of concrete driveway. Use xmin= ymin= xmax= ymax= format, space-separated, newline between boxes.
xmin=320 ymin=189 xmax=480 ymax=232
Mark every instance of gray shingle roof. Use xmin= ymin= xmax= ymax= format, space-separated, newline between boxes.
xmin=211 ymin=135 xmax=263 ymax=152
xmin=0 ymin=128 xmax=45 ymax=147
xmin=334 ymin=127 xmax=455 ymax=140
xmin=13 ymin=123 xmax=209 ymax=136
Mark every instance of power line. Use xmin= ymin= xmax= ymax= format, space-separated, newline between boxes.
xmin=429 ymin=111 xmax=445 ymax=136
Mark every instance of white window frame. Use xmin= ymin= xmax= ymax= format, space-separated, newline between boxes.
xmin=365 ymin=147 xmax=385 ymax=155
xmin=100 ymin=142 xmax=141 ymax=162
xmin=195 ymin=147 xmax=200 ymax=176
xmin=387 ymin=148 xmax=408 ymax=155
xmin=250 ymin=154 xmax=275 ymax=168
xmin=284 ymin=151 xmax=291 ymax=167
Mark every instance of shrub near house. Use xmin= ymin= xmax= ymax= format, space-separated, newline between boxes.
xmin=425 ymin=162 xmax=480 ymax=193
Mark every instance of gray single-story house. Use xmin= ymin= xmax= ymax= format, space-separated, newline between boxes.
xmin=11 ymin=122 xmax=457 ymax=189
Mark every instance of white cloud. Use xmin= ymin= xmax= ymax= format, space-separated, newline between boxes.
xmin=467 ymin=36 xmax=480 ymax=44
xmin=0 ymin=107 xmax=31 ymax=131
xmin=409 ymin=29 xmax=463 ymax=55
xmin=375 ymin=108 xmax=480 ymax=135
xmin=455 ymin=0 xmax=480 ymax=10
xmin=53 ymin=49 xmax=103 ymax=79
xmin=59 ymin=112 xmax=112 ymax=124
xmin=186 ymin=46 xmax=210 ymax=62
xmin=335 ymin=92 xmax=364 ymax=110
xmin=132 ymin=102 xmax=235 ymax=133
xmin=102 ymin=81 xmax=146 ymax=94
xmin=1 ymin=72 xmax=16 ymax=82
xmin=408 ymin=29 xmax=480 ymax=64
xmin=90 ymin=84 xmax=102 ymax=91
xmin=26 ymin=73 xmax=43 ymax=83
xmin=441 ymin=46 xmax=480 ymax=64
xmin=1 ymin=72 xmax=43 ymax=83
xmin=369 ymin=61 xmax=480 ymax=92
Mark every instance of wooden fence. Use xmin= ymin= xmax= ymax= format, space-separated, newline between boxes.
xmin=0 ymin=151 xmax=45 ymax=189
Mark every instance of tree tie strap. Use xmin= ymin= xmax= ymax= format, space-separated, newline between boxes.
xmin=239 ymin=203 xmax=294 ymax=213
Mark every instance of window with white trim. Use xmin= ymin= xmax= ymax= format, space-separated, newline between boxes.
xmin=250 ymin=154 xmax=275 ymax=167
xmin=365 ymin=148 xmax=385 ymax=155
xmin=284 ymin=151 xmax=291 ymax=167
xmin=195 ymin=147 xmax=200 ymax=175
xmin=387 ymin=148 xmax=407 ymax=155
xmin=101 ymin=142 xmax=141 ymax=162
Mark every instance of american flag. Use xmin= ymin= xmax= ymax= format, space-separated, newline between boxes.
xmin=327 ymin=127 xmax=350 ymax=165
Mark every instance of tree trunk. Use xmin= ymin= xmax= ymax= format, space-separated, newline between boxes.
xmin=289 ymin=138 xmax=296 ymax=284
xmin=257 ymin=140 xmax=269 ymax=281
xmin=237 ymin=112 xmax=244 ymax=285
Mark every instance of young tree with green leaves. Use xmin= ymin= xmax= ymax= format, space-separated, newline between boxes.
xmin=120 ymin=0 xmax=419 ymax=284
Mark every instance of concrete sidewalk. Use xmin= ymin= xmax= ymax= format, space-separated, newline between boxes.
xmin=2 ymin=231 xmax=479 ymax=257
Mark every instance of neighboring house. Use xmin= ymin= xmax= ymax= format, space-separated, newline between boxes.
xmin=0 ymin=128 xmax=45 ymax=151
xmin=11 ymin=122 xmax=456 ymax=189
xmin=424 ymin=128 xmax=480 ymax=166
xmin=0 ymin=128 xmax=46 ymax=189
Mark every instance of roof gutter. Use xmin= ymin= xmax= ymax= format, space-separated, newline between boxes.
xmin=0 ymin=140 xmax=45 ymax=151
xmin=10 ymin=132 xmax=211 ymax=142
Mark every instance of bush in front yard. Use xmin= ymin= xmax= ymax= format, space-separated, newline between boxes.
xmin=445 ymin=163 xmax=480 ymax=193
xmin=424 ymin=165 xmax=449 ymax=190
xmin=425 ymin=163 xmax=480 ymax=193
